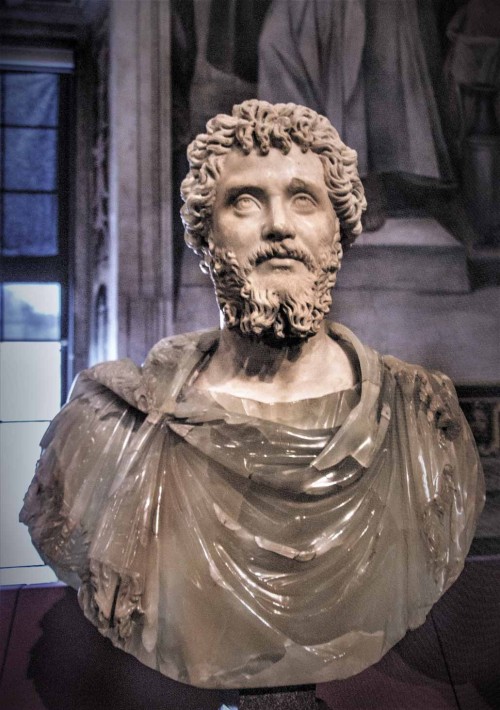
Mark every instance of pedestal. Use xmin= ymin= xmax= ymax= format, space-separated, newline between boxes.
xmin=239 ymin=686 xmax=317 ymax=709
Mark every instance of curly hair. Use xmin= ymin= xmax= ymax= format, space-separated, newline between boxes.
xmin=180 ymin=100 xmax=366 ymax=255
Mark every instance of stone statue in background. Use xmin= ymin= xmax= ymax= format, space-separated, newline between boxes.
xmin=21 ymin=100 xmax=484 ymax=689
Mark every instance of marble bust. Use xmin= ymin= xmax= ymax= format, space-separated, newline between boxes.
xmin=21 ymin=100 xmax=484 ymax=689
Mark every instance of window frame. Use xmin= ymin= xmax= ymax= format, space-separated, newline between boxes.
xmin=0 ymin=54 xmax=77 ymax=585
xmin=0 ymin=66 xmax=76 ymax=399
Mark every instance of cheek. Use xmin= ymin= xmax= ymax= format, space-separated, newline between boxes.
xmin=212 ymin=214 xmax=262 ymax=251
xmin=304 ymin=214 xmax=338 ymax=248
xmin=211 ymin=216 xmax=238 ymax=248
xmin=300 ymin=205 xmax=336 ymax=230
xmin=209 ymin=227 xmax=253 ymax=267
xmin=324 ymin=214 xmax=340 ymax=245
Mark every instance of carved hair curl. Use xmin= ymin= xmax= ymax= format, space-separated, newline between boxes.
xmin=180 ymin=100 xmax=366 ymax=255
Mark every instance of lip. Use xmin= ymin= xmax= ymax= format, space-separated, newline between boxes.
xmin=258 ymin=256 xmax=305 ymax=270
xmin=257 ymin=254 xmax=302 ymax=265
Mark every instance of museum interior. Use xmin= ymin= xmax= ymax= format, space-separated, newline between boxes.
xmin=0 ymin=0 xmax=499 ymax=708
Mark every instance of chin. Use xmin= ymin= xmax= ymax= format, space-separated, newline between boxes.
xmin=233 ymin=289 xmax=327 ymax=341
xmin=249 ymin=268 xmax=315 ymax=300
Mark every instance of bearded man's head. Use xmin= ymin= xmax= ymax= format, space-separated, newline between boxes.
xmin=180 ymin=100 xmax=366 ymax=341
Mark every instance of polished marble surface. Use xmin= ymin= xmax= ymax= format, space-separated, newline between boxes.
xmin=1 ymin=558 xmax=499 ymax=709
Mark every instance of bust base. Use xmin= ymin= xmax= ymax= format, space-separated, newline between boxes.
xmin=239 ymin=686 xmax=317 ymax=709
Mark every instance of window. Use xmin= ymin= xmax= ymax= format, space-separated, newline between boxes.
xmin=0 ymin=62 xmax=74 ymax=585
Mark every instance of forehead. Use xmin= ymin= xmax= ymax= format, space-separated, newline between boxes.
xmin=216 ymin=142 xmax=327 ymax=192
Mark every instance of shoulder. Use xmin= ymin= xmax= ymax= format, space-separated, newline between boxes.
xmin=382 ymin=354 xmax=463 ymax=441
xmin=70 ymin=329 xmax=220 ymax=416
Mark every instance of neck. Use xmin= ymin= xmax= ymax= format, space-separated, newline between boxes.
xmin=195 ymin=321 xmax=357 ymax=403
xmin=218 ymin=325 xmax=324 ymax=378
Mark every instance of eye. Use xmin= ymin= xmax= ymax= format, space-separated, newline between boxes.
xmin=292 ymin=193 xmax=316 ymax=211
xmin=233 ymin=194 xmax=260 ymax=213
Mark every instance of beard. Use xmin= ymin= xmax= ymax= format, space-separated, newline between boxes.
xmin=206 ymin=240 xmax=342 ymax=342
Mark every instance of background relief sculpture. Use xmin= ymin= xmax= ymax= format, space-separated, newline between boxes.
xmin=21 ymin=101 xmax=484 ymax=689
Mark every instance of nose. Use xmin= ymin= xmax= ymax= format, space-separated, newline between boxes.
xmin=261 ymin=199 xmax=295 ymax=241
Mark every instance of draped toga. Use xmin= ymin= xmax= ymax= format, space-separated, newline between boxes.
xmin=20 ymin=323 xmax=484 ymax=688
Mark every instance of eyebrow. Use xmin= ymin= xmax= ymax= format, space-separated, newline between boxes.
xmin=288 ymin=178 xmax=322 ymax=195
xmin=223 ymin=185 xmax=265 ymax=202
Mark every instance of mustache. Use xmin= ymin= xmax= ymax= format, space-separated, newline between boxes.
xmin=249 ymin=242 xmax=316 ymax=271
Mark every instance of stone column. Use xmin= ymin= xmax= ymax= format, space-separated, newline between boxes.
xmin=108 ymin=0 xmax=173 ymax=363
